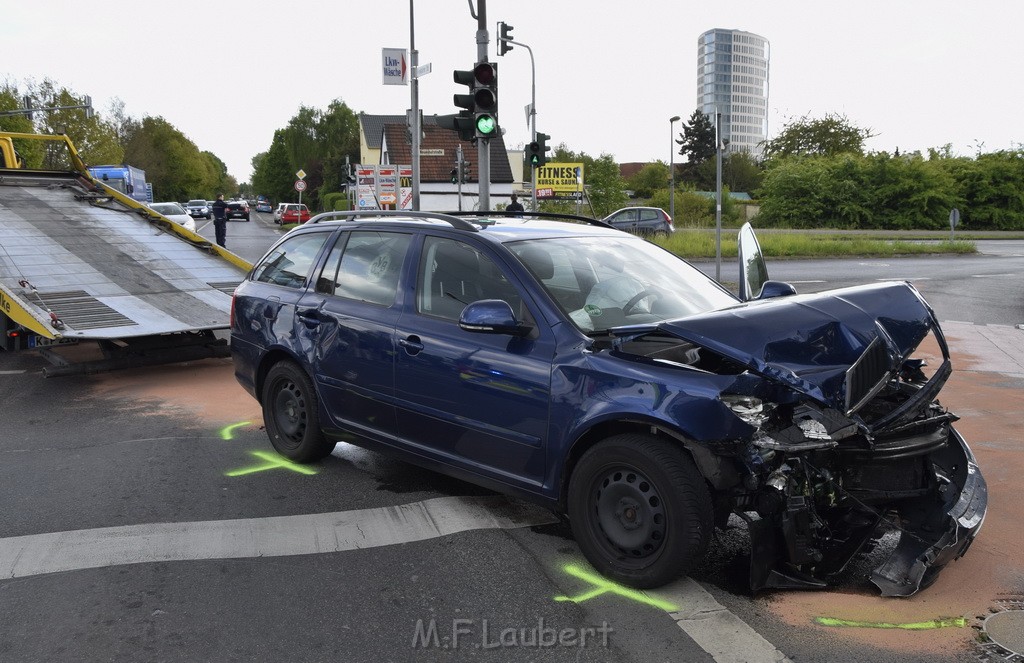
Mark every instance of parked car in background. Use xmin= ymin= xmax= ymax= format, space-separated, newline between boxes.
xmin=279 ymin=203 xmax=310 ymax=225
xmin=273 ymin=203 xmax=288 ymax=223
xmin=229 ymin=211 xmax=986 ymax=596
xmin=186 ymin=199 xmax=211 ymax=220
xmin=603 ymin=207 xmax=673 ymax=236
xmin=226 ymin=201 xmax=250 ymax=222
xmin=256 ymin=200 xmax=273 ymax=213
xmin=149 ymin=202 xmax=196 ymax=232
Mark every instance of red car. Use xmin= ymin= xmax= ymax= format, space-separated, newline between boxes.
xmin=280 ymin=203 xmax=310 ymax=224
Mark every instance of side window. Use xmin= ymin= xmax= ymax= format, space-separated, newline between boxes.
xmin=609 ymin=209 xmax=636 ymax=226
xmin=333 ymin=231 xmax=412 ymax=306
xmin=638 ymin=209 xmax=659 ymax=222
xmin=251 ymin=232 xmax=331 ymax=289
xmin=512 ymin=242 xmax=589 ymax=312
xmin=417 ymin=237 xmax=523 ymax=321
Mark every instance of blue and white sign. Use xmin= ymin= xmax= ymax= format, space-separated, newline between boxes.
xmin=382 ymin=48 xmax=407 ymax=86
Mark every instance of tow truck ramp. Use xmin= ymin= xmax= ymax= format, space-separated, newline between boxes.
xmin=0 ymin=133 xmax=252 ymax=375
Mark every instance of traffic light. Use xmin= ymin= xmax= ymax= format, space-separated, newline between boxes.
xmin=450 ymin=167 xmax=459 ymax=184
xmin=498 ymin=22 xmax=514 ymax=56
xmin=22 ymin=96 xmax=33 ymax=122
xmin=527 ymin=132 xmax=551 ymax=168
xmin=460 ymin=160 xmax=471 ymax=183
xmin=472 ymin=62 xmax=498 ymax=140
xmin=437 ymin=66 xmax=477 ymax=141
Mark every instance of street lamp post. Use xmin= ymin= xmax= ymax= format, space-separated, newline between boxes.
xmin=715 ymin=110 xmax=722 ymax=282
xmin=669 ymin=115 xmax=680 ymax=222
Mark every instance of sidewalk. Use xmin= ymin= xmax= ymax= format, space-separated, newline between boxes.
xmin=942 ymin=320 xmax=1024 ymax=378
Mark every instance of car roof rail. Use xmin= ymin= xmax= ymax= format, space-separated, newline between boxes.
xmin=307 ymin=209 xmax=479 ymax=232
xmin=446 ymin=210 xmax=615 ymax=229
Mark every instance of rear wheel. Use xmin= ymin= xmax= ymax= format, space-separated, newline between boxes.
xmin=261 ymin=361 xmax=336 ymax=462
xmin=568 ymin=433 xmax=713 ymax=588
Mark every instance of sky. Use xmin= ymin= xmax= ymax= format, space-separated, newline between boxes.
xmin=3 ymin=0 xmax=1022 ymax=183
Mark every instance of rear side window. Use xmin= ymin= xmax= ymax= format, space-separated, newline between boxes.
xmin=327 ymin=231 xmax=412 ymax=306
xmin=252 ymin=232 xmax=331 ymax=289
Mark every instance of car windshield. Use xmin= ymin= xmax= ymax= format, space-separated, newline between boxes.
xmin=152 ymin=203 xmax=183 ymax=215
xmin=188 ymin=200 xmax=206 ymax=206
xmin=508 ymin=236 xmax=738 ymax=333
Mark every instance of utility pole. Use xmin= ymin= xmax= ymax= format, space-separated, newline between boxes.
xmin=409 ymin=0 xmax=421 ymax=210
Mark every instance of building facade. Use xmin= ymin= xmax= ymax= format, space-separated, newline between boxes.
xmin=697 ymin=29 xmax=770 ymax=158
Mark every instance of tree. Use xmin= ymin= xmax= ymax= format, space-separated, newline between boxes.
xmin=627 ymin=161 xmax=670 ymax=198
xmin=761 ymin=113 xmax=874 ymax=160
xmin=124 ymin=116 xmax=212 ymax=201
xmin=538 ymin=146 xmax=627 ymax=217
xmin=677 ymin=110 xmax=716 ymax=164
xmin=27 ymin=80 xmax=123 ymax=168
xmin=0 ymin=83 xmax=43 ymax=168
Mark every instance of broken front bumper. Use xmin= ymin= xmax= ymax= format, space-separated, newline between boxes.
xmin=870 ymin=426 xmax=988 ymax=597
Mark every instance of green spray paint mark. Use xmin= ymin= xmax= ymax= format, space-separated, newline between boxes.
xmin=554 ymin=564 xmax=678 ymax=612
xmin=814 ymin=616 xmax=967 ymax=630
xmin=219 ymin=421 xmax=253 ymax=440
xmin=225 ymin=451 xmax=318 ymax=477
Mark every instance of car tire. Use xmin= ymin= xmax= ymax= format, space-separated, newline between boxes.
xmin=262 ymin=361 xmax=336 ymax=463
xmin=206 ymin=214 xmax=211 ymax=220
xmin=245 ymin=215 xmax=250 ymax=222
xmin=567 ymin=433 xmax=713 ymax=588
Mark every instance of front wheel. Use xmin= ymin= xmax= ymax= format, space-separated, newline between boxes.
xmin=261 ymin=361 xmax=336 ymax=462
xmin=568 ymin=433 xmax=713 ymax=588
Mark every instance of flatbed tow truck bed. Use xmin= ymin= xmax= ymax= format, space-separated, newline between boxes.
xmin=0 ymin=132 xmax=251 ymax=375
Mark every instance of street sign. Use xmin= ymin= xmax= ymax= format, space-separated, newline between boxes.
xmin=382 ymin=48 xmax=408 ymax=86
xmin=294 ymin=180 xmax=307 ymax=192
xmin=949 ymin=208 xmax=960 ymax=228
xmin=295 ymin=169 xmax=306 ymax=180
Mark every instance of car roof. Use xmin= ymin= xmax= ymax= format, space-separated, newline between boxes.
xmin=287 ymin=211 xmax=622 ymax=244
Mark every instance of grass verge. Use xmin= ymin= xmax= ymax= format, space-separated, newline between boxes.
xmin=654 ymin=230 xmax=976 ymax=259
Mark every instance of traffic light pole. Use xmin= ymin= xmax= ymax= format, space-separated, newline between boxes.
xmin=471 ymin=0 xmax=490 ymax=210
xmin=499 ymin=26 xmax=536 ymax=210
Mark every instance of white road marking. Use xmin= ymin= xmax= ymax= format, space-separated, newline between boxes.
xmin=787 ymin=280 xmax=826 ymax=284
xmin=648 ymin=578 xmax=792 ymax=663
xmin=0 ymin=370 xmax=27 ymax=375
xmin=0 ymin=495 xmax=558 ymax=579
xmin=874 ymin=277 xmax=931 ymax=281
xmin=970 ymin=273 xmax=1015 ymax=278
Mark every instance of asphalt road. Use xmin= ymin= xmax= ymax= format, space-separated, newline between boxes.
xmin=1 ymin=219 xmax=1021 ymax=662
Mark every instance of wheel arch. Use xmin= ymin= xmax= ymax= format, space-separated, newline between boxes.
xmin=254 ymin=347 xmax=311 ymax=405
xmin=558 ymin=418 xmax=738 ymax=512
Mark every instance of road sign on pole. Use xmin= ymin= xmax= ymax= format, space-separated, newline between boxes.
xmin=295 ymin=169 xmax=306 ymax=180
xmin=294 ymin=180 xmax=307 ymax=192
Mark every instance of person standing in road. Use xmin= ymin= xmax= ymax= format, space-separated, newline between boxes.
xmin=506 ymin=193 xmax=524 ymax=216
xmin=211 ymin=194 xmax=228 ymax=247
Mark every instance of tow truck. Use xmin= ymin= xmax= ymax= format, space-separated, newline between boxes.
xmin=0 ymin=131 xmax=252 ymax=375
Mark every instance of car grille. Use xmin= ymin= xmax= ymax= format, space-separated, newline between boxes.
xmin=845 ymin=337 xmax=892 ymax=414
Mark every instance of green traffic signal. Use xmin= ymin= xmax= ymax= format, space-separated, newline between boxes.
xmin=476 ymin=114 xmax=496 ymax=136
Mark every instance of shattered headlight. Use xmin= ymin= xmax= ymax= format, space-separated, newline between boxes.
xmin=720 ymin=395 xmax=776 ymax=428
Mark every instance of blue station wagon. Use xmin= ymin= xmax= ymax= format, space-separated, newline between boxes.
xmin=230 ymin=211 xmax=986 ymax=595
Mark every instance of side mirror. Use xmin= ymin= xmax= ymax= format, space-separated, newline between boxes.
xmin=757 ymin=280 xmax=798 ymax=299
xmin=459 ymin=300 xmax=532 ymax=337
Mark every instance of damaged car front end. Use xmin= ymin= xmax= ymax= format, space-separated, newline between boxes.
xmin=649 ymin=279 xmax=987 ymax=596
xmin=604 ymin=227 xmax=987 ymax=597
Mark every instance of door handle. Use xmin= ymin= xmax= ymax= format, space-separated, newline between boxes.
xmin=398 ymin=336 xmax=424 ymax=355
xmin=297 ymin=307 xmax=322 ymax=327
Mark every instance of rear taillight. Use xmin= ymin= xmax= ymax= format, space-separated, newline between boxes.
xmin=663 ymin=210 xmax=674 ymax=229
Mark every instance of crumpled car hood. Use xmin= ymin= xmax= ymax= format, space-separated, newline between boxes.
xmin=657 ymin=281 xmax=937 ymax=411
